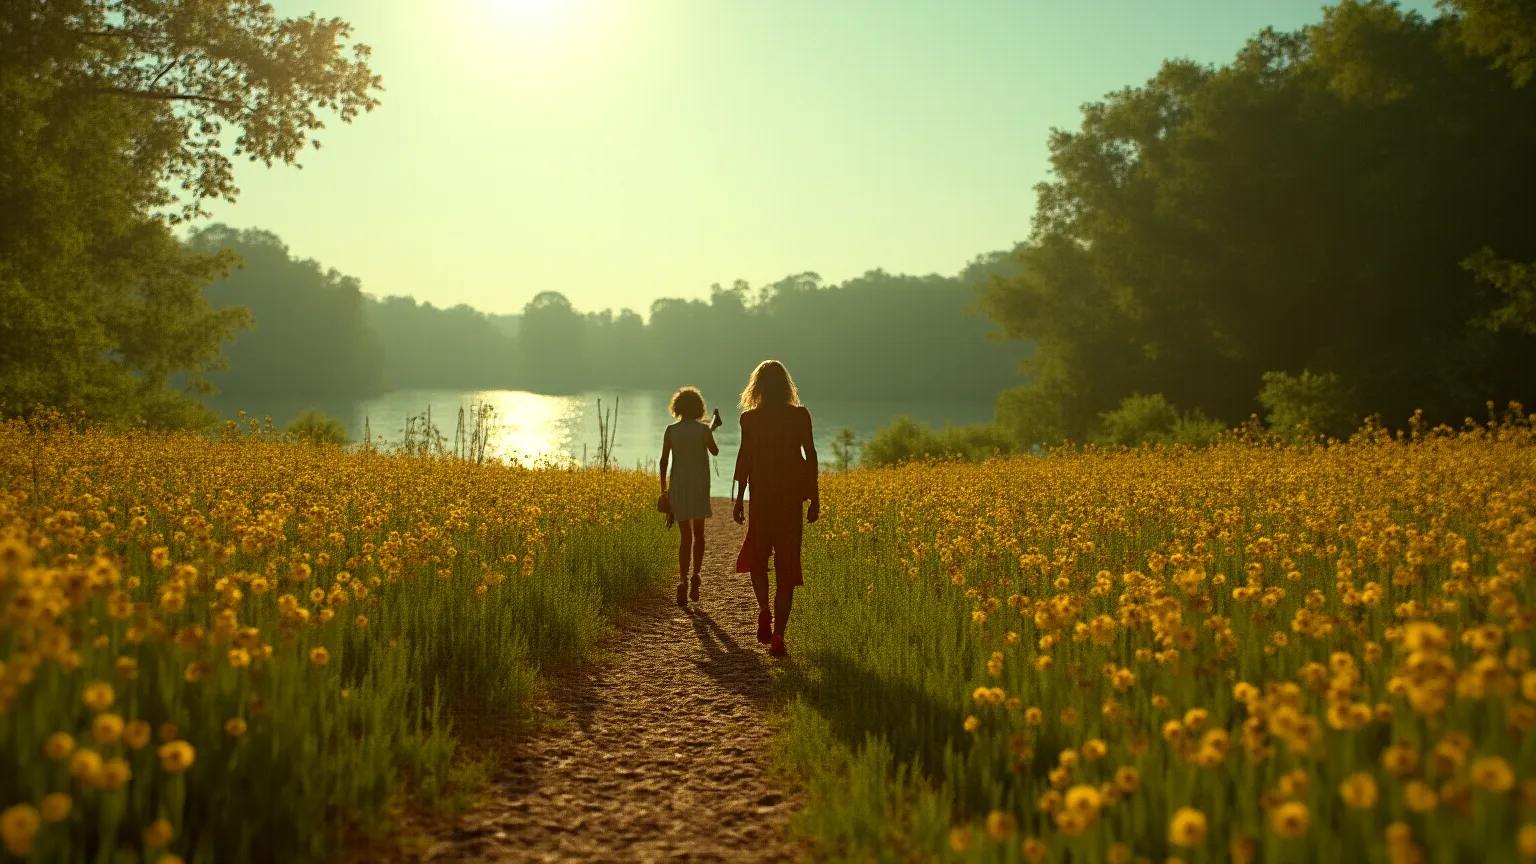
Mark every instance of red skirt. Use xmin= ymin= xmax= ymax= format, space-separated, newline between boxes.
xmin=735 ymin=501 xmax=804 ymax=588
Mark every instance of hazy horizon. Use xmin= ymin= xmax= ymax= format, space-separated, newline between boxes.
xmin=196 ymin=0 xmax=1438 ymax=316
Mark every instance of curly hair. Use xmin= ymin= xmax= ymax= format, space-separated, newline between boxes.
xmin=739 ymin=360 xmax=800 ymax=411
xmin=668 ymin=386 xmax=706 ymax=420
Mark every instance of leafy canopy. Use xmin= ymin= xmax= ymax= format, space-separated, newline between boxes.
xmin=0 ymin=1 xmax=382 ymax=425
xmin=979 ymin=1 xmax=1536 ymax=444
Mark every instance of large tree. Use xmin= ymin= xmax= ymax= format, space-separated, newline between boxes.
xmin=981 ymin=1 xmax=1536 ymax=442
xmin=0 ymin=1 xmax=381 ymax=425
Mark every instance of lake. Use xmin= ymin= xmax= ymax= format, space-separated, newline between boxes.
xmin=203 ymin=388 xmax=995 ymax=481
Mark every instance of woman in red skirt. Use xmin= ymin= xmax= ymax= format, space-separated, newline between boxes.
xmin=732 ymin=360 xmax=818 ymax=657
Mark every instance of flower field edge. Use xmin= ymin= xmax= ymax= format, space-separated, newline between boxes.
xmin=777 ymin=420 xmax=1536 ymax=863
xmin=0 ymin=419 xmax=673 ymax=863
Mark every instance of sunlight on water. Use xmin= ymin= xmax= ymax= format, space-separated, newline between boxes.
xmin=349 ymin=389 xmax=679 ymax=471
xmin=206 ymin=388 xmax=995 ymax=485
xmin=478 ymin=390 xmax=584 ymax=465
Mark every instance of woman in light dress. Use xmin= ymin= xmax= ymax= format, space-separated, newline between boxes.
xmin=658 ymin=386 xmax=721 ymax=608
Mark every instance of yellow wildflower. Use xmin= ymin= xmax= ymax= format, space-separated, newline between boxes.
xmin=1339 ymin=772 xmax=1379 ymax=809
xmin=43 ymin=732 xmax=76 ymax=761
xmin=157 ymin=740 xmax=196 ymax=773
xmin=39 ymin=794 xmax=72 ymax=823
xmin=91 ymin=713 xmax=124 ymax=745
xmin=123 ymin=721 xmax=152 ymax=750
xmin=1471 ymin=756 xmax=1516 ymax=793
xmin=143 ymin=818 xmax=174 ymax=848
xmin=81 ymin=680 xmax=114 ymax=712
xmin=1169 ymin=807 xmax=1207 ymax=847
xmin=1269 ymin=801 xmax=1310 ymax=839
xmin=0 ymin=804 xmax=41 ymax=857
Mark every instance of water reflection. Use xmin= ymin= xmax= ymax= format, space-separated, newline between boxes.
xmin=203 ymin=388 xmax=995 ymax=477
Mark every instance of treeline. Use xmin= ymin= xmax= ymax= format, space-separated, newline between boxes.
xmin=188 ymin=226 xmax=385 ymax=399
xmin=193 ymin=226 xmax=1029 ymax=403
xmin=973 ymin=0 xmax=1536 ymax=447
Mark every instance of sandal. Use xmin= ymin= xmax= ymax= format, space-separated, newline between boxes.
xmin=689 ymin=574 xmax=701 ymax=603
xmin=676 ymin=581 xmax=688 ymax=609
xmin=769 ymin=634 xmax=788 ymax=656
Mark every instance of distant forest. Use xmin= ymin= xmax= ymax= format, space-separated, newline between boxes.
xmin=188 ymin=224 xmax=1030 ymax=403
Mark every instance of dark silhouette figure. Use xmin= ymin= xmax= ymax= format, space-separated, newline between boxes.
xmin=659 ymin=387 xmax=722 ymax=607
xmin=732 ymin=360 xmax=819 ymax=656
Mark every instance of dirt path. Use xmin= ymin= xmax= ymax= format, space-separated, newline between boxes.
xmin=422 ymin=498 xmax=803 ymax=863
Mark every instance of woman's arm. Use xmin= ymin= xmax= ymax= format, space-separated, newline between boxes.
xmin=802 ymin=408 xmax=820 ymax=522
xmin=732 ymin=414 xmax=751 ymax=523
xmin=705 ymin=427 xmax=719 ymax=457
xmin=658 ymin=426 xmax=671 ymax=492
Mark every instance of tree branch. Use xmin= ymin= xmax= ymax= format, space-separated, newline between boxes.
xmin=149 ymin=55 xmax=183 ymax=88
xmin=72 ymin=86 xmax=240 ymax=108
xmin=67 ymin=27 xmax=153 ymax=40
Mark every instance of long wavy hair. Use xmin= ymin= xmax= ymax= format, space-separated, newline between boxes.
xmin=739 ymin=360 xmax=800 ymax=411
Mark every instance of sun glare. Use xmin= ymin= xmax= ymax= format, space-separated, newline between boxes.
xmin=485 ymin=0 xmax=567 ymax=25
xmin=469 ymin=0 xmax=592 ymax=59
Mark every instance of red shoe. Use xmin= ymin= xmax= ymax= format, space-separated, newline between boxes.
xmin=769 ymin=634 xmax=787 ymax=656
xmin=756 ymin=610 xmax=772 ymax=644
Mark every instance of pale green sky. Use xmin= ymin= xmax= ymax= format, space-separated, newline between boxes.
xmin=200 ymin=0 xmax=1438 ymax=317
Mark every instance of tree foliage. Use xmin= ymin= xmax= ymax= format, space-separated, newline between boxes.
xmin=1462 ymin=248 xmax=1536 ymax=336
xmin=980 ymin=1 xmax=1536 ymax=444
xmin=286 ymin=408 xmax=349 ymax=445
xmin=1442 ymin=0 xmax=1536 ymax=85
xmin=1093 ymin=394 xmax=1226 ymax=448
xmin=860 ymin=417 xmax=1014 ymax=467
xmin=189 ymin=225 xmax=385 ymax=399
xmin=365 ymin=297 xmax=524 ymax=391
xmin=1439 ymin=0 xmax=1536 ymax=334
xmin=1258 ymin=370 xmax=1361 ymax=442
xmin=0 ymin=0 xmax=381 ymax=425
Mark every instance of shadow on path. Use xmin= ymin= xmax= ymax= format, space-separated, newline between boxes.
xmin=407 ymin=498 xmax=801 ymax=863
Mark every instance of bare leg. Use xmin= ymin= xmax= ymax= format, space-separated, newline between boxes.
xmin=690 ymin=520 xmax=705 ymax=577
xmin=773 ymin=584 xmax=794 ymax=636
xmin=677 ymin=520 xmax=693 ymax=582
xmin=750 ymin=568 xmax=770 ymax=613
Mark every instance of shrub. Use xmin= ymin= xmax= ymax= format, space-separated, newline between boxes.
xmin=1257 ymin=370 xmax=1358 ymax=442
xmin=1093 ymin=394 xmax=1226 ymax=447
xmin=1170 ymin=412 xmax=1228 ymax=447
xmin=994 ymin=381 xmax=1071 ymax=449
xmin=1095 ymin=394 xmax=1179 ymax=446
xmin=861 ymin=417 xmax=1012 ymax=467
xmin=288 ymin=408 xmax=349 ymax=445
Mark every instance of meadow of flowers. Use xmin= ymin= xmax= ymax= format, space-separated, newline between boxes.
xmin=0 ymin=416 xmax=669 ymax=863
xmin=783 ymin=414 xmax=1536 ymax=863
